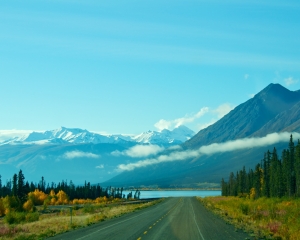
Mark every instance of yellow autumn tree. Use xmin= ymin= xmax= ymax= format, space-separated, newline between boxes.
xmin=250 ymin=188 xmax=256 ymax=200
xmin=28 ymin=189 xmax=48 ymax=205
xmin=56 ymin=190 xmax=69 ymax=205
xmin=23 ymin=199 xmax=35 ymax=212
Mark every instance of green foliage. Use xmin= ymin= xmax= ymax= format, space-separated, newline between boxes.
xmin=201 ymin=196 xmax=300 ymax=240
xmin=14 ymin=234 xmax=38 ymax=240
xmin=222 ymin=135 xmax=300 ymax=199
xmin=239 ymin=202 xmax=249 ymax=215
xmin=82 ymin=204 xmax=95 ymax=213
xmin=5 ymin=211 xmax=39 ymax=225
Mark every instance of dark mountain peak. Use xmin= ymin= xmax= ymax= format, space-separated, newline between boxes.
xmin=253 ymin=83 xmax=300 ymax=116
xmin=255 ymin=83 xmax=300 ymax=102
xmin=184 ymin=83 xmax=300 ymax=149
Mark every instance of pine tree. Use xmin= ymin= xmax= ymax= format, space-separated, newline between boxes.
xmin=295 ymin=140 xmax=300 ymax=197
xmin=262 ymin=151 xmax=271 ymax=197
xmin=12 ymin=174 xmax=18 ymax=197
xmin=270 ymin=148 xmax=279 ymax=197
xmin=289 ymin=135 xmax=296 ymax=195
xmin=17 ymin=170 xmax=26 ymax=202
xmin=0 ymin=175 xmax=2 ymax=197
xmin=254 ymin=163 xmax=263 ymax=199
xmin=228 ymin=172 xmax=236 ymax=196
xmin=282 ymin=149 xmax=290 ymax=196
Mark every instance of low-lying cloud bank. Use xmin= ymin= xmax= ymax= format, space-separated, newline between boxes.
xmin=117 ymin=132 xmax=300 ymax=171
xmin=112 ymin=144 xmax=164 ymax=158
xmin=63 ymin=151 xmax=100 ymax=159
xmin=0 ymin=130 xmax=33 ymax=142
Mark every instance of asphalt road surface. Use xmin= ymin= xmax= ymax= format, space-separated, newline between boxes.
xmin=49 ymin=197 xmax=253 ymax=240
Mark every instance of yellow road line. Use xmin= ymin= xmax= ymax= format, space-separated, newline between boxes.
xmin=144 ymin=231 xmax=147 ymax=235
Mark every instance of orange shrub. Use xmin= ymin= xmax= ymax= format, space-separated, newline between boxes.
xmin=56 ymin=190 xmax=69 ymax=205
xmin=23 ymin=199 xmax=34 ymax=212
xmin=28 ymin=189 xmax=48 ymax=205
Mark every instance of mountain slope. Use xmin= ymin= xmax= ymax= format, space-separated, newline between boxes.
xmin=251 ymin=100 xmax=300 ymax=136
xmin=133 ymin=125 xmax=195 ymax=145
xmin=105 ymin=83 xmax=300 ymax=187
xmin=183 ymin=83 xmax=300 ymax=149
xmin=1 ymin=126 xmax=195 ymax=146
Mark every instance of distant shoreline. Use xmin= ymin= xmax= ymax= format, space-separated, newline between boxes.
xmin=124 ymin=188 xmax=221 ymax=191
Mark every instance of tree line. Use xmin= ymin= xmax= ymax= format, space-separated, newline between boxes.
xmin=221 ymin=135 xmax=300 ymax=198
xmin=0 ymin=171 xmax=139 ymax=204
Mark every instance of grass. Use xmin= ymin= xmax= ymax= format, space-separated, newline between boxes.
xmin=0 ymin=199 xmax=163 ymax=240
xmin=198 ymin=196 xmax=300 ymax=240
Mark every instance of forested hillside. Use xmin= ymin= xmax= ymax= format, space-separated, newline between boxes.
xmin=222 ymin=135 xmax=300 ymax=198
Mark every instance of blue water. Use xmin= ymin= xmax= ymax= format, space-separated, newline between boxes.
xmin=123 ymin=190 xmax=221 ymax=199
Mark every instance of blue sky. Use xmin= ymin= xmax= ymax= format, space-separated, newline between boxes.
xmin=1 ymin=0 xmax=300 ymax=135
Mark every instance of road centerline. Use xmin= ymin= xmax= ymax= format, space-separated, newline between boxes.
xmin=190 ymin=198 xmax=206 ymax=240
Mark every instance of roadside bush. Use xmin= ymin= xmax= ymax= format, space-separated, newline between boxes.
xmin=83 ymin=204 xmax=95 ymax=213
xmin=0 ymin=225 xmax=26 ymax=238
xmin=3 ymin=196 xmax=22 ymax=212
xmin=199 ymin=196 xmax=300 ymax=239
xmin=28 ymin=189 xmax=48 ymax=205
xmin=0 ymin=198 xmax=5 ymax=216
xmin=239 ymin=202 xmax=249 ymax=215
xmin=23 ymin=199 xmax=36 ymax=212
xmin=5 ymin=211 xmax=39 ymax=225
xmin=25 ymin=212 xmax=39 ymax=222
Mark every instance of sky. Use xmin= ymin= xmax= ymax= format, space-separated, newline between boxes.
xmin=1 ymin=0 xmax=300 ymax=135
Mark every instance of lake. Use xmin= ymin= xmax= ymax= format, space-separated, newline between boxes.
xmin=123 ymin=190 xmax=221 ymax=199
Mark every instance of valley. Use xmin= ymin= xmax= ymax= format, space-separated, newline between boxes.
xmin=1 ymin=84 xmax=300 ymax=189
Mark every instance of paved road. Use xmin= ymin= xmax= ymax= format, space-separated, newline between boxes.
xmin=49 ymin=197 xmax=253 ymax=240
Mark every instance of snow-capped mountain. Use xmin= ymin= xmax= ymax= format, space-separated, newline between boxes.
xmin=133 ymin=125 xmax=195 ymax=145
xmin=0 ymin=125 xmax=195 ymax=146
xmin=2 ymin=127 xmax=125 ymax=145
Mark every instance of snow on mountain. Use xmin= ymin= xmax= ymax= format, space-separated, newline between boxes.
xmin=0 ymin=125 xmax=195 ymax=146
xmin=2 ymin=127 xmax=121 ymax=145
xmin=132 ymin=125 xmax=195 ymax=145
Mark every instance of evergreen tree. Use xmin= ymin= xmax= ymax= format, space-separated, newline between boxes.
xmin=0 ymin=175 xmax=2 ymax=197
xmin=282 ymin=149 xmax=291 ymax=196
xmin=12 ymin=174 xmax=18 ymax=197
xmin=295 ymin=140 xmax=300 ymax=197
xmin=262 ymin=151 xmax=271 ymax=197
xmin=289 ymin=135 xmax=296 ymax=195
xmin=17 ymin=170 xmax=26 ymax=202
xmin=270 ymin=148 xmax=279 ymax=197
xmin=221 ymin=178 xmax=227 ymax=196
xmin=254 ymin=163 xmax=263 ymax=199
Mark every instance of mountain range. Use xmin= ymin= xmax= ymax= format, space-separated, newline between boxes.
xmin=1 ymin=125 xmax=195 ymax=146
xmin=184 ymin=83 xmax=300 ymax=148
xmin=105 ymin=84 xmax=300 ymax=188
xmin=0 ymin=125 xmax=194 ymax=184
xmin=1 ymin=83 xmax=299 ymax=188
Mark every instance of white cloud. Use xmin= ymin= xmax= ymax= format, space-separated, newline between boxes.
xmin=284 ymin=77 xmax=298 ymax=86
xmin=117 ymin=132 xmax=300 ymax=171
xmin=167 ymin=145 xmax=182 ymax=151
xmin=154 ymin=107 xmax=209 ymax=131
xmin=0 ymin=130 xmax=34 ymax=142
xmin=63 ymin=151 xmax=100 ymax=159
xmin=96 ymin=164 xmax=104 ymax=169
xmin=154 ymin=104 xmax=234 ymax=133
xmin=244 ymin=74 xmax=249 ymax=79
xmin=212 ymin=103 xmax=234 ymax=118
xmin=112 ymin=144 xmax=164 ymax=158
xmin=197 ymin=119 xmax=217 ymax=131
xmin=154 ymin=119 xmax=173 ymax=131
